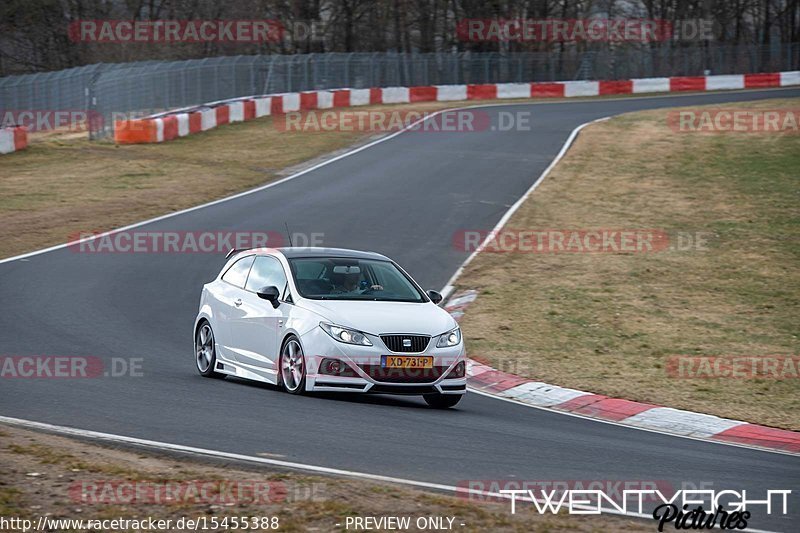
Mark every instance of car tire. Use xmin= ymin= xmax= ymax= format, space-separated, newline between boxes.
xmin=195 ymin=321 xmax=224 ymax=379
xmin=279 ymin=336 xmax=306 ymax=395
xmin=423 ymin=393 xmax=462 ymax=409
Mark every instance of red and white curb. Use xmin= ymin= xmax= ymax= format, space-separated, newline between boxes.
xmin=114 ymin=70 xmax=800 ymax=143
xmin=445 ymin=290 xmax=800 ymax=455
xmin=0 ymin=126 xmax=28 ymax=155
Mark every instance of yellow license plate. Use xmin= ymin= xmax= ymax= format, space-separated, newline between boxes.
xmin=382 ymin=355 xmax=434 ymax=369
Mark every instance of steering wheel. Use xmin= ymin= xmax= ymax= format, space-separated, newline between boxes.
xmin=360 ymin=284 xmax=384 ymax=295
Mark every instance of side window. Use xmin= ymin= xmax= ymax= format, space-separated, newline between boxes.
xmin=294 ymin=260 xmax=325 ymax=280
xmin=245 ymin=256 xmax=288 ymax=296
xmin=221 ymin=256 xmax=255 ymax=288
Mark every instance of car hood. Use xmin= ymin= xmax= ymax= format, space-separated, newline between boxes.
xmin=296 ymin=299 xmax=456 ymax=336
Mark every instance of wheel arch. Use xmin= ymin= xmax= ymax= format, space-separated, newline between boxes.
xmin=280 ymin=328 xmax=302 ymax=349
xmin=278 ymin=331 xmax=307 ymax=393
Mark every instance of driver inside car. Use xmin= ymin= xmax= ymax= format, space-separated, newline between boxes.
xmin=330 ymin=269 xmax=383 ymax=294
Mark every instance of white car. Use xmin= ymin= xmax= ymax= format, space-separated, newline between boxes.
xmin=194 ymin=247 xmax=466 ymax=408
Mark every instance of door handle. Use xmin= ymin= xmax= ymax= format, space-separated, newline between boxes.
xmin=278 ymin=319 xmax=284 ymax=327
xmin=234 ymin=298 xmax=242 ymax=307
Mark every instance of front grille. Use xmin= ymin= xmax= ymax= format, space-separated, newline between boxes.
xmin=315 ymin=381 xmax=367 ymax=390
xmin=358 ymin=364 xmax=446 ymax=383
xmin=380 ymin=334 xmax=430 ymax=353
xmin=369 ymin=384 xmax=438 ymax=395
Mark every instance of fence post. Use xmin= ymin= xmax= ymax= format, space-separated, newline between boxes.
xmin=345 ymin=53 xmax=353 ymax=87
xmin=214 ymin=60 xmax=221 ymax=101
xmin=86 ymin=66 xmax=104 ymax=140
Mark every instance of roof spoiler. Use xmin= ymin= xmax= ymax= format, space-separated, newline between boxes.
xmin=226 ymin=246 xmax=279 ymax=259
xmin=225 ymin=247 xmax=251 ymax=259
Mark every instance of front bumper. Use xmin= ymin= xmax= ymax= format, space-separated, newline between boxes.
xmin=300 ymin=326 xmax=467 ymax=395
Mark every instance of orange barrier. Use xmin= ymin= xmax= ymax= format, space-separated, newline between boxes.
xmin=114 ymin=119 xmax=157 ymax=144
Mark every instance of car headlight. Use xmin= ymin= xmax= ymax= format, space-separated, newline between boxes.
xmin=319 ymin=322 xmax=373 ymax=346
xmin=436 ymin=326 xmax=461 ymax=348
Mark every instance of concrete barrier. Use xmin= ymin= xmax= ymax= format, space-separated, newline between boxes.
xmin=0 ymin=126 xmax=28 ymax=155
xmin=111 ymin=70 xmax=800 ymax=145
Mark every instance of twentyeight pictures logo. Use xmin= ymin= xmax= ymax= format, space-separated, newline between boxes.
xmin=492 ymin=488 xmax=791 ymax=532
xmin=459 ymin=480 xmax=677 ymax=504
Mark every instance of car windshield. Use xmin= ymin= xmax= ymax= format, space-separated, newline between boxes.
xmin=288 ymin=257 xmax=426 ymax=302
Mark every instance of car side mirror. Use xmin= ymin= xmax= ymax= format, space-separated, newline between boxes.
xmin=257 ymin=286 xmax=281 ymax=308
xmin=427 ymin=290 xmax=443 ymax=305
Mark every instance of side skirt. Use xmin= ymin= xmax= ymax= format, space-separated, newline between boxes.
xmin=213 ymin=359 xmax=278 ymax=385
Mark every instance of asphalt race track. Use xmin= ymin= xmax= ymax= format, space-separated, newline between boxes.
xmin=1 ymin=88 xmax=799 ymax=531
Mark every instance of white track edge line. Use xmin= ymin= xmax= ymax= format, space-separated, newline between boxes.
xmin=2 ymin=86 xmax=795 ymax=266
xmin=0 ymin=415 xmax=782 ymax=533
xmin=439 ymin=116 xmax=608 ymax=293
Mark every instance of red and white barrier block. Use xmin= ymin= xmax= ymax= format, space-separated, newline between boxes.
xmin=445 ymin=290 xmax=800 ymax=454
xmin=0 ymin=126 xmax=28 ymax=155
xmin=115 ymin=96 xmax=273 ymax=144
xmin=115 ymin=70 xmax=800 ymax=144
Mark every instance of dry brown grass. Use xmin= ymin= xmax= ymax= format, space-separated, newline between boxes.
xmin=457 ymin=98 xmax=800 ymax=430
xmin=0 ymin=100 xmax=479 ymax=259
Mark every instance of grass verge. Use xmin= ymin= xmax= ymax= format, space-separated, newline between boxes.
xmin=0 ymin=100 xmax=486 ymax=259
xmin=457 ymin=98 xmax=800 ymax=430
xmin=0 ymin=424 xmax=648 ymax=532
